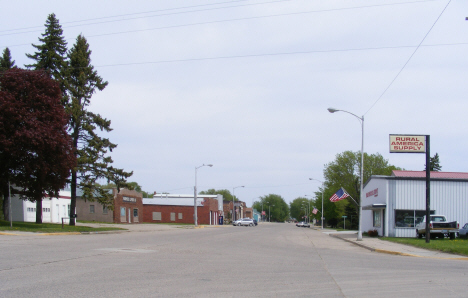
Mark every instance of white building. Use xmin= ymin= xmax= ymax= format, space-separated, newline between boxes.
xmin=10 ymin=189 xmax=72 ymax=224
xmin=362 ymin=170 xmax=468 ymax=237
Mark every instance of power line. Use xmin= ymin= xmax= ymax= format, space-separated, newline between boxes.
xmin=1 ymin=0 xmax=440 ymax=39
xmin=2 ymin=42 xmax=466 ymax=74
xmin=94 ymin=42 xmax=468 ymax=68
xmin=363 ymin=0 xmax=452 ymax=115
xmin=0 ymin=0 xmax=291 ymax=36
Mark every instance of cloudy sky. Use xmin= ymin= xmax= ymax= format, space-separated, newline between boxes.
xmin=2 ymin=0 xmax=467 ymax=205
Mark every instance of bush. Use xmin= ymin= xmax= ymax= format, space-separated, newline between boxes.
xmin=367 ymin=229 xmax=379 ymax=237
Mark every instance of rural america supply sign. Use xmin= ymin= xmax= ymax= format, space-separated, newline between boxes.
xmin=389 ymin=135 xmax=426 ymax=153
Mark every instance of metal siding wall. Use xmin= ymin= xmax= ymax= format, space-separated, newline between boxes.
xmin=432 ymin=181 xmax=468 ymax=226
xmin=396 ymin=180 xmax=426 ymax=210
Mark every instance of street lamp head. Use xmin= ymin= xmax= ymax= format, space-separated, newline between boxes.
xmin=206 ymin=164 xmax=213 ymax=167
xmin=327 ymin=108 xmax=339 ymax=113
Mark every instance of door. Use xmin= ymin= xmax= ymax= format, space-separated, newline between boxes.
xmin=133 ymin=208 xmax=139 ymax=223
xmin=120 ymin=207 xmax=126 ymax=222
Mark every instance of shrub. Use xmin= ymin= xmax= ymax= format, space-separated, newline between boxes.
xmin=367 ymin=229 xmax=379 ymax=237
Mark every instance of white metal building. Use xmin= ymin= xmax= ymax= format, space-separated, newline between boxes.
xmin=362 ymin=170 xmax=468 ymax=237
xmin=10 ymin=189 xmax=72 ymax=223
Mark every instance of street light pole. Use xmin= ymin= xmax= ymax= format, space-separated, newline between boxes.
xmin=232 ymin=186 xmax=244 ymax=221
xmin=194 ymin=164 xmax=213 ymax=227
xmin=310 ymin=178 xmax=324 ymax=230
xmin=268 ymin=204 xmax=275 ymax=222
xmin=328 ymin=107 xmax=364 ymax=241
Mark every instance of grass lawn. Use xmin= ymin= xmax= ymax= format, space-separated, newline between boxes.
xmin=0 ymin=220 xmax=126 ymax=233
xmin=382 ymin=237 xmax=468 ymax=256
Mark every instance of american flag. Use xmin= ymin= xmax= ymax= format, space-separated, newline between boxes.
xmin=312 ymin=208 xmax=318 ymax=214
xmin=329 ymin=188 xmax=349 ymax=202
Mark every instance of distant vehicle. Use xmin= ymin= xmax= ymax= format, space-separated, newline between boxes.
xmin=233 ymin=219 xmax=242 ymax=226
xmin=415 ymin=215 xmax=459 ymax=239
xmin=296 ymin=222 xmax=310 ymax=228
xmin=238 ymin=218 xmax=255 ymax=227
xmin=459 ymin=223 xmax=468 ymax=238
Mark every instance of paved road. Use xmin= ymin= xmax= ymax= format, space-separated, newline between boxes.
xmin=1 ymin=223 xmax=468 ymax=297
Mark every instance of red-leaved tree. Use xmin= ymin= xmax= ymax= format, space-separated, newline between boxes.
xmin=0 ymin=68 xmax=76 ymax=223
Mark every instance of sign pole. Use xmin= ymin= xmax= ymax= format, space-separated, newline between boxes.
xmin=389 ymin=134 xmax=429 ymax=242
xmin=425 ymin=135 xmax=431 ymax=243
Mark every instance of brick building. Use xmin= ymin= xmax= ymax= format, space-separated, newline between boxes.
xmin=223 ymin=200 xmax=251 ymax=223
xmin=76 ymin=188 xmax=143 ymax=223
xmin=143 ymin=194 xmax=223 ymax=225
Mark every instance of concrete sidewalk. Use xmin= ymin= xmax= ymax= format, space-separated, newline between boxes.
xmin=324 ymin=230 xmax=468 ymax=260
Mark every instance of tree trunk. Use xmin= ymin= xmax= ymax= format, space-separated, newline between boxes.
xmin=2 ymin=183 xmax=9 ymax=221
xmin=35 ymin=199 xmax=42 ymax=224
xmin=69 ymin=169 xmax=77 ymax=226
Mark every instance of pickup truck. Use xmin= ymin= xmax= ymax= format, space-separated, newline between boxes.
xmin=415 ymin=215 xmax=459 ymax=239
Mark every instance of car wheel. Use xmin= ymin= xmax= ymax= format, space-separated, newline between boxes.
xmin=249 ymin=223 xmax=253 ymax=227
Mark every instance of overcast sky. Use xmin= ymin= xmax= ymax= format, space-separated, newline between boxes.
xmin=2 ymin=0 xmax=467 ymax=206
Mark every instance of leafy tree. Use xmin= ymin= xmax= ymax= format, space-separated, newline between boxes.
xmin=425 ymin=153 xmax=442 ymax=171
xmin=256 ymin=194 xmax=289 ymax=222
xmin=0 ymin=69 xmax=75 ymax=222
xmin=25 ymin=13 xmax=67 ymax=88
xmin=199 ymin=189 xmax=233 ymax=201
xmin=289 ymin=197 xmax=312 ymax=222
xmin=322 ymin=151 xmax=400 ymax=227
xmin=0 ymin=48 xmax=16 ymax=71
xmin=65 ymin=34 xmax=132 ymax=225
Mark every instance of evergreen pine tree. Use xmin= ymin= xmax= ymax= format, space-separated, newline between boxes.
xmin=0 ymin=48 xmax=16 ymax=71
xmin=25 ymin=13 xmax=67 ymax=93
xmin=24 ymin=13 xmax=68 ymax=222
xmin=66 ymin=34 xmax=132 ymax=225
xmin=430 ymin=153 xmax=442 ymax=171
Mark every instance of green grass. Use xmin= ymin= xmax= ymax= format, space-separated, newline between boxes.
xmin=381 ymin=237 xmax=468 ymax=256
xmin=0 ymin=220 xmax=125 ymax=233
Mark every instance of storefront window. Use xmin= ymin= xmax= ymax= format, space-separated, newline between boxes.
xmin=395 ymin=210 xmax=434 ymax=228
xmin=373 ymin=210 xmax=381 ymax=227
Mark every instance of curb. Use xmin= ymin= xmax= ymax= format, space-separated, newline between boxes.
xmin=330 ymin=234 xmax=468 ymax=260
xmin=329 ymin=234 xmax=375 ymax=252
xmin=330 ymin=234 xmax=419 ymax=257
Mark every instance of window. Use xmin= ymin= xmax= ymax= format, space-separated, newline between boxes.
xmin=133 ymin=209 xmax=138 ymax=217
xmin=152 ymin=212 xmax=161 ymax=221
xmin=90 ymin=205 xmax=95 ymax=214
xmin=170 ymin=212 xmax=175 ymax=221
xmin=42 ymin=208 xmax=50 ymax=212
xmin=103 ymin=206 xmax=108 ymax=214
xmin=178 ymin=213 xmax=183 ymax=220
xmin=373 ymin=210 xmax=381 ymax=228
xmin=395 ymin=210 xmax=435 ymax=228
xmin=120 ymin=207 xmax=126 ymax=217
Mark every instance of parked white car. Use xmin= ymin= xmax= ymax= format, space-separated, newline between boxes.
xmin=232 ymin=219 xmax=243 ymax=226
xmin=237 ymin=218 xmax=255 ymax=227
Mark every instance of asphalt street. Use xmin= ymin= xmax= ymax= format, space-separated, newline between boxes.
xmin=1 ymin=223 xmax=468 ymax=297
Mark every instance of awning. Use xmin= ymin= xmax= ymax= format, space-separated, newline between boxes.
xmin=362 ymin=203 xmax=386 ymax=210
